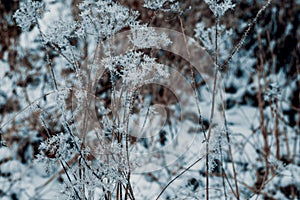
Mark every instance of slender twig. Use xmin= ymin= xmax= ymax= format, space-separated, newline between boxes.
xmin=255 ymin=32 xmax=270 ymax=200
xmin=220 ymin=82 xmax=240 ymax=199
xmin=178 ymin=16 xmax=207 ymax=140
xmin=274 ymin=98 xmax=280 ymax=159
xmin=205 ymin=13 xmax=220 ymax=200
xmin=35 ymin=17 xmax=58 ymax=90
xmin=292 ymin=62 xmax=300 ymax=162
xmin=246 ymin=169 xmax=279 ymax=199
xmin=220 ymin=0 xmax=272 ymax=70
xmin=221 ymin=166 xmax=238 ymax=198
xmin=59 ymin=160 xmax=82 ymax=199
xmin=0 ymin=90 xmax=61 ymax=130
xmin=219 ymin=135 xmax=227 ymax=200
xmin=155 ymin=155 xmax=206 ymax=200
xmin=35 ymin=154 xmax=79 ymax=193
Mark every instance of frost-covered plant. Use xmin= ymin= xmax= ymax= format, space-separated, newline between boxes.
xmin=77 ymin=0 xmax=138 ymax=38
xmin=13 ymin=0 xmax=46 ymax=31
xmin=129 ymin=23 xmax=172 ymax=49
xmin=44 ymin=20 xmax=78 ymax=48
xmin=194 ymin=23 xmax=233 ymax=62
xmin=193 ymin=1 xmax=241 ymax=199
xmin=204 ymin=0 xmax=235 ymax=17
xmin=143 ymin=0 xmax=180 ymax=12
xmin=207 ymin=128 xmax=229 ymax=173
xmin=103 ymin=51 xmax=169 ymax=87
xmin=12 ymin=0 xmax=174 ymax=198
xmin=38 ymin=133 xmax=82 ymax=162
xmin=7 ymin=0 xmax=281 ymax=199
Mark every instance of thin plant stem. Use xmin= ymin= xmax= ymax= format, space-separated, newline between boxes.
xmin=178 ymin=16 xmax=207 ymax=141
xmin=255 ymin=32 xmax=269 ymax=199
xmin=206 ymin=14 xmax=219 ymax=200
xmin=60 ymin=160 xmax=83 ymax=200
xmin=219 ymin=135 xmax=227 ymax=200
xmin=34 ymin=17 xmax=58 ymax=91
xmin=220 ymin=82 xmax=240 ymax=199
xmin=220 ymin=0 xmax=272 ymax=71
xmin=155 ymin=154 xmax=206 ymax=200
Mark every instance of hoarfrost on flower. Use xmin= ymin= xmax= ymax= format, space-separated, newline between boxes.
xmin=103 ymin=51 xmax=169 ymax=87
xmin=38 ymin=132 xmax=82 ymax=163
xmin=44 ymin=20 xmax=78 ymax=48
xmin=194 ymin=22 xmax=233 ymax=61
xmin=204 ymin=0 xmax=235 ymax=17
xmin=13 ymin=0 xmax=47 ymax=31
xmin=129 ymin=24 xmax=172 ymax=49
xmin=143 ymin=0 xmax=180 ymax=12
xmin=77 ymin=0 xmax=138 ymax=38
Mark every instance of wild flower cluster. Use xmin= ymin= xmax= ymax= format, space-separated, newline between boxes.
xmin=44 ymin=20 xmax=77 ymax=48
xmin=11 ymin=0 xmax=175 ymax=198
xmin=129 ymin=24 xmax=172 ymax=49
xmin=194 ymin=23 xmax=233 ymax=62
xmin=103 ymin=51 xmax=169 ymax=86
xmin=13 ymin=0 xmax=46 ymax=31
xmin=76 ymin=0 xmax=139 ymax=38
xmin=204 ymin=0 xmax=235 ymax=17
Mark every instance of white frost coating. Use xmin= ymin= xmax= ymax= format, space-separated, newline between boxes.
xmin=143 ymin=0 xmax=180 ymax=12
xmin=77 ymin=0 xmax=138 ymax=38
xmin=13 ymin=0 xmax=46 ymax=32
xmin=204 ymin=0 xmax=235 ymax=17
xmin=129 ymin=24 xmax=172 ymax=49
xmin=44 ymin=20 xmax=77 ymax=48
xmin=103 ymin=51 xmax=169 ymax=87
xmin=194 ymin=23 xmax=233 ymax=62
